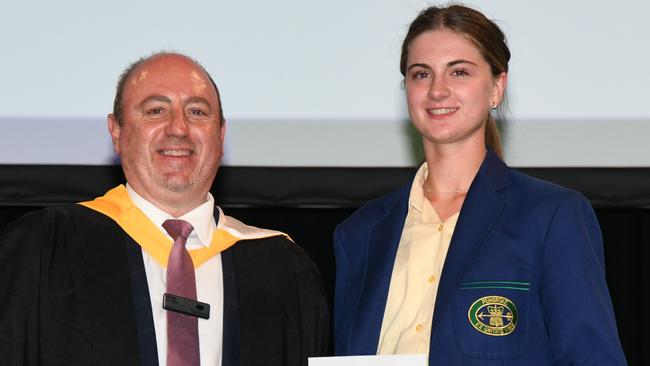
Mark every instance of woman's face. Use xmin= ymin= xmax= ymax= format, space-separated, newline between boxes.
xmin=405 ymin=29 xmax=506 ymax=149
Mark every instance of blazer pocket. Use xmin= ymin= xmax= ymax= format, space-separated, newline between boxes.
xmin=452 ymin=280 xmax=530 ymax=359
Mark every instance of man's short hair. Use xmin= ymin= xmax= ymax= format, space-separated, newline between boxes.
xmin=112 ymin=52 xmax=225 ymax=125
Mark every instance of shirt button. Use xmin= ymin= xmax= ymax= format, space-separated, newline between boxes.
xmin=428 ymin=275 xmax=435 ymax=283
xmin=437 ymin=224 xmax=443 ymax=231
xmin=415 ymin=324 xmax=423 ymax=332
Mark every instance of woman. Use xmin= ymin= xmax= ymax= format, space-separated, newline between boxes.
xmin=333 ymin=5 xmax=626 ymax=364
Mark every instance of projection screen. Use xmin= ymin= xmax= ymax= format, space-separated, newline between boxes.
xmin=1 ymin=0 xmax=649 ymax=167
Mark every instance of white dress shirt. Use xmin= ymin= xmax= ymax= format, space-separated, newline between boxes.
xmin=126 ymin=184 xmax=224 ymax=366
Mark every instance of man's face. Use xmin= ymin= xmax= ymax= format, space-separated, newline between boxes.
xmin=108 ymin=54 xmax=225 ymax=215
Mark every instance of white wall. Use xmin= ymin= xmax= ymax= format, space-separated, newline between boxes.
xmin=1 ymin=0 xmax=649 ymax=166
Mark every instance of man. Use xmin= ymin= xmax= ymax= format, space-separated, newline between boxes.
xmin=0 ymin=53 xmax=329 ymax=366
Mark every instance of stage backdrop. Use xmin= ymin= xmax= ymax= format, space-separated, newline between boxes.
xmin=1 ymin=0 xmax=649 ymax=167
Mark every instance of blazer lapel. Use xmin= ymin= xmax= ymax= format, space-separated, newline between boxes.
xmin=350 ymin=185 xmax=411 ymax=355
xmin=431 ymin=151 xmax=511 ymax=330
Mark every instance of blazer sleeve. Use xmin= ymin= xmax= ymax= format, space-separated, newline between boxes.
xmin=539 ymin=191 xmax=627 ymax=365
xmin=332 ymin=223 xmax=355 ymax=355
xmin=333 ymin=226 xmax=348 ymax=327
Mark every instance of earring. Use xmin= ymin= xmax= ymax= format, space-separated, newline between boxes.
xmin=490 ymin=102 xmax=498 ymax=110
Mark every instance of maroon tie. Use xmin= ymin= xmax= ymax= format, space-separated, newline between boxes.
xmin=163 ymin=219 xmax=200 ymax=366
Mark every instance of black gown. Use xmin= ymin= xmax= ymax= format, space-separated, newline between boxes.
xmin=0 ymin=204 xmax=329 ymax=366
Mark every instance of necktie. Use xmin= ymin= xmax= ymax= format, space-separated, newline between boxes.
xmin=163 ymin=219 xmax=200 ymax=366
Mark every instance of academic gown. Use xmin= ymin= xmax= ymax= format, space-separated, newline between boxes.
xmin=334 ymin=150 xmax=626 ymax=365
xmin=0 ymin=203 xmax=329 ymax=366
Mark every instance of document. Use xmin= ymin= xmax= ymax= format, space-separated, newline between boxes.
xmin=309 ymin=354 xmax=427 ymax=366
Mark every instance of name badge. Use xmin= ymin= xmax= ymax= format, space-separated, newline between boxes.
xmin=163 ymin=293 xmax=210 ymax=319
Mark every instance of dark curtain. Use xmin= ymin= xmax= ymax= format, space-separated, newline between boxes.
xmin=597 ymin=209 xmax=650 ymax=365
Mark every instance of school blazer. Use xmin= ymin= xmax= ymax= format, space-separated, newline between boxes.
xmin=334 ymin=151 xmax=626 ymax=365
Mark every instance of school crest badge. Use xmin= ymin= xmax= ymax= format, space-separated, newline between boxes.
xmin=468 ymin=295 xmax=517 ymax=336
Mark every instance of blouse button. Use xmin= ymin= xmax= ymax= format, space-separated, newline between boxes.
xmin=428 ymin=275 xmax=435 ymax=283
xmin=415 ymin=324 xmax=423 ymax=332
xmin=437 ymin=224 xmax=443 ymax=232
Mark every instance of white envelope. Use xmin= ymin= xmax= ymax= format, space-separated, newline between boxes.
xmin=308 ymin=354 xmax=427 ymax=366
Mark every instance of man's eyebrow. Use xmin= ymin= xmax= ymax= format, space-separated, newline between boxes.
xmin=185 ymin=96 xmax=211 ymax=106
xmin=139 ymin=95 xmax=171 ymax=107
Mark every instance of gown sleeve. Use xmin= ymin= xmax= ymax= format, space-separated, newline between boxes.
xmin=281 ymin=239 xmax=330 ymax=365
xmin=0 ymin=211 xmax=48 ymax=366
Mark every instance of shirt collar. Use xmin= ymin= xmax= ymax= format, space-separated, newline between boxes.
xmin=409 ymin=162 xmax=428 ymax=214
xmin=125 ymin=183 xmax=216 ymax=249
xmin=408 ymin=163 xmax=460 ymax=225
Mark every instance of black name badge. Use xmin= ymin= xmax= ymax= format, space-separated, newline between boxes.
xmin=163 ymin=293 xmax=210 ymax=319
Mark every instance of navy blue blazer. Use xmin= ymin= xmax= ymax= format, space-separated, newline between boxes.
xmin=334 ymin=151 xmax=626 ymax=365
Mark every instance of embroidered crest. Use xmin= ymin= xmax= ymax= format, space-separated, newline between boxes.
xmin=468 ymin=295 xmax=517 ymax=336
